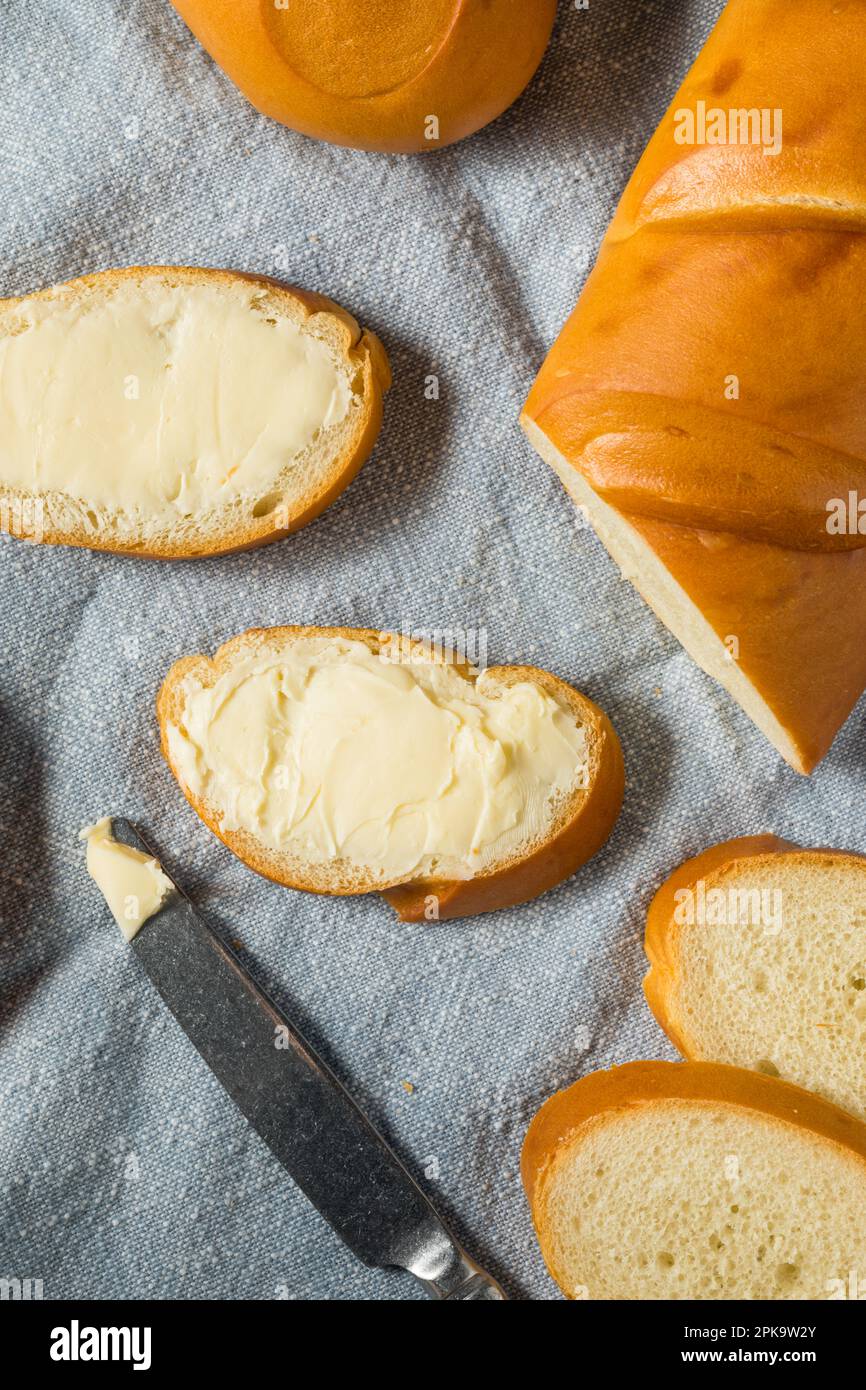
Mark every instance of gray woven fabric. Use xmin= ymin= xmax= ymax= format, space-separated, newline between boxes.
xmin=3 ymin=0 xmax=859 ymax=1303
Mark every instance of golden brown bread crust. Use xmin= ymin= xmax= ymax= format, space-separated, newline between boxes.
xmin=158 ymin=626 xmax=624 ymax=920
xmin=621 ymin=515 xmax=866 ymax=774
xmin=0 ymin=266 xmax=390 ymax=559
xmin=613 ymin=0 xmax=866 ymax=235
xmin=522 ymin=0 xmax=866 ymax=772
xmin=643 ymin=835 xmax=866 ymax=1057
xmin=170 ymin=0 xmax=557 ymax=154
xmin=521 ymin=1059 xmax=866 ymax=1296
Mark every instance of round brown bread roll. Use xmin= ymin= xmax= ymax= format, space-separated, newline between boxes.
xmin=170 ymin=0 xmax=558 ymax=153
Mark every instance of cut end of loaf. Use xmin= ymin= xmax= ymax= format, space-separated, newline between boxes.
xmin=521 ymin=414 xmax=845 ymax=774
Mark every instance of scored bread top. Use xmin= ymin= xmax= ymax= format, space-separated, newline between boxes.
xmin=0 ymin=266 xmax=389 ymax=558
xmin=157 ymin=625 xmax=624 ymax=919
xmin=524 ymin=0 xmax=866 ymax=553
xmin=522 ymin=1060 xmax=866 ymax=1300
xmin=644 ymin=836 xmax=866 ymax=1121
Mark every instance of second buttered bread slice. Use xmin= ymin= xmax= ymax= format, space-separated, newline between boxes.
xmin=157 ymin=626 xmax=624 ymax=919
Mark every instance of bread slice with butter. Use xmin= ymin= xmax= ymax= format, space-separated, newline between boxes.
xmin=157 ymin=626 xmax=624 ymax=920
xmin=0 ymin=266 xmax=389 ymax=558
xmin=522 ymin=1060 xmax=866 ymax=1300
xmin=644 ymin=836 xmax=866 ymax=1123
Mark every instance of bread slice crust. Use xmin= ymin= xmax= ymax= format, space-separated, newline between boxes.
xmin=522 ymin=1059 xmax=866 ymax=1300
xmin=644 ymin=835 xmax=866 ymax=1116
xmin=0 ymin=265 xmax=390 ymax=559
xmin=157 ymin=625 xmax=624 ymax=920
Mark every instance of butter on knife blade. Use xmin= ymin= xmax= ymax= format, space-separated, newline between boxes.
xmin=80 ymin=816 xmax=175 ymax=940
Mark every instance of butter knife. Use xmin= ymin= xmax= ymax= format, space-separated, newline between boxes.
xmin=109 ymin=818 xmax=506 ymax=1301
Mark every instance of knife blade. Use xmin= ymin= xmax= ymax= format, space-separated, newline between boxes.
xmin=109 ymin=818 xmax=506 ymax=1301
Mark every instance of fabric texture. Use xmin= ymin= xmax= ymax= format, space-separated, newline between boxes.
xmin=3 ymin=0 xmax=858 ymax=1302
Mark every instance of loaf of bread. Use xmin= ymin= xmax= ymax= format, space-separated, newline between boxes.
xmin=0 ymin=266 xmax=389 ymax=558
xmin=171 ymin=0 xmax=557 ymax=153
xmin=644 ymin=835 xmax=866 ymax=1122
xmin=157 ymin=626 xmax=624 ymax=919
xmin=522 ymin=1060 xmax=866 ymax=1300
xmin=522 ymin=0 xmax=866 ymax=773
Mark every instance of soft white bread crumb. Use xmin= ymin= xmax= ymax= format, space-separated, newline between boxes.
xmin=523 ymin=1063 xmax=866 ymax=1301
xmin=647 ymin=851 xmax=866 ymax=1121
xmin=536 ymin=1094 xmax=866 ymax=1300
